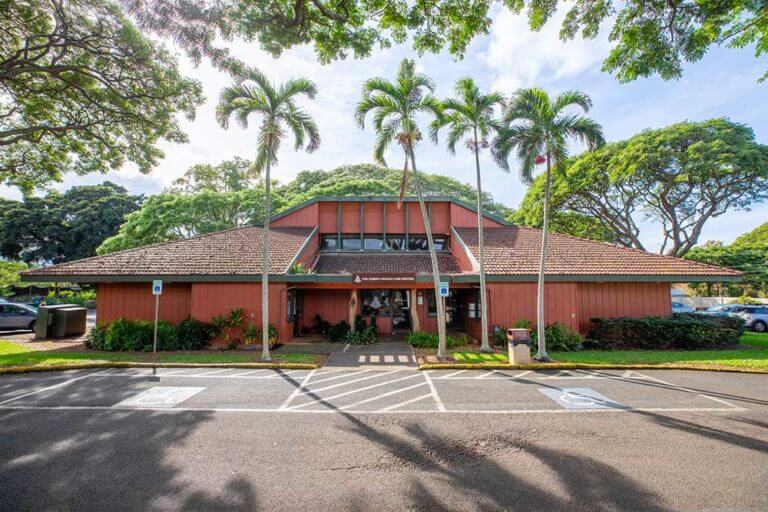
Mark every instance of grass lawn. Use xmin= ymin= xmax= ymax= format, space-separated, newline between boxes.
xmin=451 ymin=332 xmax=768 ymax=370
xmin=0 ymin=340 xmax=319 ymax=368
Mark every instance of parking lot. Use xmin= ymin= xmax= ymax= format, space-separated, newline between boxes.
xmin=1 ymin=367 xmax=767 ymax=511
xmin=0 ymin=367 xmax=749 ymax=415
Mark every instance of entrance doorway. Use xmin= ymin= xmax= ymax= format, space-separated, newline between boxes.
xmin=391 ymin=290 xmax=411 ymax=334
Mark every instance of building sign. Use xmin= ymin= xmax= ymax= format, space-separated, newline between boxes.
xmin=352 ymin=273 xmax=416 ymax=283
xmin=152 ymin=280 xmax=163 ymax=295
xmin=438 ymin=281 xmax=449 ymax=297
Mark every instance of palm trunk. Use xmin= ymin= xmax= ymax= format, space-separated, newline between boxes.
xmin=261 ymin=159 xmax=272 ymax=362
xmin=408 ymin=146 xmax=448 ymax=358
xmin=536 ymin=149 xmax=552 ymax=362
xmin=473 ymin=129 xmax=491 ymax=352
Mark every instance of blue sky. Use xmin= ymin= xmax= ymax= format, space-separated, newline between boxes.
xmin=4 ymin=6 xmax=766 ymax=251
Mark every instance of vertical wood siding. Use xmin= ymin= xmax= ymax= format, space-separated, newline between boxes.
xmin=340 ymin=202 xmax=360 ymax=233
xmin=272 ymin=202 xmax=318 ymax=227
xmin=576 ymin=282 xmax=671 ymax=333
xmin=486 ymin=282 xmax=579 ymax=332
xmin=449 ymin=203 xmax=505 ymax=228
xmin=300 ymin=289 xmax=349 ymax=329
xmin=450 ymin=236 xmax=476 ymax=272
xmin=363 ymin=202 xmax=384 ymax=234
xmin=386 ymin=202 xmax=406 ymax=233
xmin=189 ymin=283 xmax=290 ymax=342
xmin=97 ymin=283 xmax=191 ymax=324
xmin=318 ymin=202 xmax=337 ymax=233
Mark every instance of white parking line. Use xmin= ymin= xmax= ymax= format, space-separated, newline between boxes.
xmin=422 ymin=371 xmax=446 ymax=412
xmin=232 ymin=369 xmax=268 ymax=377
xmin=288 ymin=373 xmax=422 ymax=410
xmin=339 ymin=382 xmax=428 ymax=411
xmin=0 ymin=370 xmax=108 ymax=406
xmin=195 ymin=369 xmax=236 ymax=376
xmin=299 ymin=371 xmax=399 ymax=395
xmin=305 ymin=370 xmax=369 ymax=385
xmin=377 ymin=394 xmax=432 ymax=412
xmin=624 ymin=371 xmax=742 ymax=410
xmin=278 ymin=369 xmax=318 ymax=410
xmin=435 ymin=370 xmax=466 ymax=380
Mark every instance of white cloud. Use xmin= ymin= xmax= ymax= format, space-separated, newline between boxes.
xmin=481 ymin=7 xmax=611 ymax=91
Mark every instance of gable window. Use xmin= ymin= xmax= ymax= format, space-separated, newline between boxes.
xmin=341 ymin=235 xmax=362 ymax=251
xmin=320 ymin=235 xmax=338 ymax=250
xmin=363 ymin=236 xmax=384 ymax=250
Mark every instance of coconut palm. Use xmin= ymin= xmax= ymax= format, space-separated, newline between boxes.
xmin=492 ymin=88 xmax=604 ymax=361
xmin=354 ymin=59 xmax=450 ymax=357
xmin=216 ymin=67 xmax=320 ymax=361
xmin=430 ymin=78 xmax=504 ymax=353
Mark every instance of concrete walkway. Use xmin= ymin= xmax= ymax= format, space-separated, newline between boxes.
xmin=324 ymin=341 xmax=418 ymax=369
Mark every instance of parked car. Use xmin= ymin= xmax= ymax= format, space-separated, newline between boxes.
xmin=729 ymin=305 xmax=768 ymax=332
xmin=0 ymin=303 xmax=37 ymax=331
xmin=697 ymin=304 xmax=741 ymax=317
xmin=671 ymin=302 xmax=696 ymax=314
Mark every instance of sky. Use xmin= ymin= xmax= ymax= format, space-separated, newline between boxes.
xmin=3 ymin=6 xmax=767 ymax=251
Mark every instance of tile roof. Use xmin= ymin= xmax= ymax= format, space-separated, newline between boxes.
xmin=314 ymin=253 xmax=461 ymax=275
xmin=453 ymin=227 xmax=742 ymax=277
xmin=23 ymin=227 xmax=314 ymax=278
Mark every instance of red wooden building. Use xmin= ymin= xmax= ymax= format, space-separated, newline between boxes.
xmin=22 ymin=197 xmax=740 ymax=343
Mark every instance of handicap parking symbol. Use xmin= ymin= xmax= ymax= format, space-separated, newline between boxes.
xmin=539 ymin=387 xmax=625 ymax=410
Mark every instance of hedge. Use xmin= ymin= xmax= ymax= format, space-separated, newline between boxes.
xmin=589 ymin=314 xmax=745 ymax=350
xmin=406 ymin=331 xmax=468 ymax=349
xmin=87 ymin=317 xmax=216 ymax=351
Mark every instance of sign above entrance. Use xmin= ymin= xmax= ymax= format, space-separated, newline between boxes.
xmin=353 ymin=273 xmax=416 ymax=283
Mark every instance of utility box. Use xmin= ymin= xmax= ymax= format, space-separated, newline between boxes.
xmin=507 ymin=328 xmax=532 ymax=365
xmin=35 ymin=304 xmax=87 ymax=339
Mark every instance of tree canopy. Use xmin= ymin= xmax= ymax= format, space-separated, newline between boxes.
xmin=166 ymin=157 xmax=259 ymax=194
xmin=1 ymin=0 xmax=204 ymax=192
xmin=516 ymin=118 xmax=768 ymax=257
xmin=98 ymin=163 xmax=513 ymax=253
xmin=0 ymin=182 xmax=142 ymax=263
xmin=121 ymin=0 xmax=767 ymax=81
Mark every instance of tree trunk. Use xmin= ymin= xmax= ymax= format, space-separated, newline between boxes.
xmin=473 ymin=129 xmax=491 ymax=352
xmin=261 ymin=159 xmax=272 ymax=362
xmin=408 ymin=146 xmax=448 ymax=358
xmin=536 ymin=150 xmax=552 ymax=362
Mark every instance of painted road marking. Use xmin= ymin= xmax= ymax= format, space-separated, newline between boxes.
xmin=297 ymin=370 xmax=399 ymax=395
xmin=0 ymin=370 xmax=108 ymax=406
xmin=338 ymin=381 xmax=429 ymax=411
xmin=539 ymin=387 xmax=626 ymax=410
xmin=306 ymin=370 xmax=369 ymax=385
xmin=436 ymin=370 xmax=467 ymax=379
xmin=539 ymin=370 xmax=606 ymax=380
xmin=377 ymin=394 xmax=433 ymax=412
xmin=423 ymin=371 xmax=446 ymax=411
xmin=287 ymin=373 xmax=423 ymax=410
xmin=115 ymin=386 xmax=205 ymax=408
xmin=278 ymin=369 xmax=318 ymax=410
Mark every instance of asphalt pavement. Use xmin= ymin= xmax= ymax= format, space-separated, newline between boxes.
xmin=0 ymin=367 xmax=766 ymax=511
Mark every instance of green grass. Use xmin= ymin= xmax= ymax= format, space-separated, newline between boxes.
xmin=452 ymin=332 xmax=768 ymax=369
xmin=0 ymin=340 xmax=319 ymax=368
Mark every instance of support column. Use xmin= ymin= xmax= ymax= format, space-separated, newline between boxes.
xmin=349 ymin=289 xmax=358 ymax=331
xmin=409 ymin=289 xmax=421 ymax=332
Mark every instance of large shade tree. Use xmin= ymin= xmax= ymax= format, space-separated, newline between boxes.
xmin=216 ymin=67 xmax=320 ymax=361
xmin=1 ymin=0 xmax=203 ymax=192
xmin=166 ymin=157 xmax=259 ymax=194
xmin=431 ymin=78 xmax=504 ymax=352
xmin=354 ymin=59 xmax=449 ymax=357
xmin=493 ymin=88 xmax=604 ymax=361
xmin=517 ymin=119 xmax=768 ymax=258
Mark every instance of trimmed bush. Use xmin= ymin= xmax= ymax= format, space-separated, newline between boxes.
xmin=326 ymin=321 xmax=351 ymax=342
xmin=345 ymin=325 xmax=377 ymax=345
xmin=405 ymin=331 xmax=467 ymax=349
xmin=491 ymin=321 xmax=584 ymax=352
xmin=87 ymin=317 xmax=215 ymax=351
xmin=589 ymin=314 xmax=745 ymax=350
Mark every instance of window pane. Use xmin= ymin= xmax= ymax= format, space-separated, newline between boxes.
xmin=426 ymin=290 xmax=437 ymax=316
xmin=341 ymin=237 xmax=362 ymax=250
xmin=408 ymin=237 xmax=429 ymax=251
xmin=386 ymin=236 xmax=406 ymax=251
xmin=320 ymin=235 xmax=338 ymax=250
xmin=432 ymin=237 xmax=446 ymax=250
xmin=361 ymin=290 xmax=391 ymax=317
xmin=363 ymin=236 xmax=384 ymax=250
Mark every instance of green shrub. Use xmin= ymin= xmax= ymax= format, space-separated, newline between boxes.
xmin=491 ymin=321 xmax=584 ymax=352
xmin=87 ymin=317 xmax=214 ymax=351
xmin=589 ymin=314 xmax=745 ymax=350
xmin=405 ymin=331 xmax=466 ymax=349
xmin=326 ymin=321 xmax=351 ymax=342
xmin=345 ymin=325 xmax=377 ymax=345
xmin=45 ymin=289 xmax=97 ymax=307
xmin=256 ymin=324 xmax=279 ymax=347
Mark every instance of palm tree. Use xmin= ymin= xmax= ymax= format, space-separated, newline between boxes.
xmin=354 ymin=59 xmax=450 ymax=357
xmin=430 ymin=78 xmax=504 ymax=353
xmin=216 ymin=68 xmax=320 ymax=362
xmin=492 ymin=89 xmax=604 ymax=361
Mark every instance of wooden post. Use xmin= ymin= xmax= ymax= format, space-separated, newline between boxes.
xmin=349 ymin=289 xmax=358 ymax=331
xmin=410 ymin=289 xmax=420 ymax=332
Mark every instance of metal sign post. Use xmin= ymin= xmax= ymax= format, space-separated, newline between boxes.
xmin=152 ymin=280 xmax=163 ymax=354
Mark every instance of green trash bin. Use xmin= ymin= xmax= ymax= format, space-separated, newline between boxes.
xmin=51 ymin=306 xmax=87 ymax=338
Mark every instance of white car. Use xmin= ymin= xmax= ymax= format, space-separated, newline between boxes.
xmin=671 ymin=301 xmax=696 ymax=314
xmin=0 ymin=303 xmax=37 ymax=331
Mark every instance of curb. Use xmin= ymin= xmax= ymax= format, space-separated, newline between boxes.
xmin=0 ymin=361 xmax=319 ymax=375
xmin=418 ymin=362 xmax=768 ymax=374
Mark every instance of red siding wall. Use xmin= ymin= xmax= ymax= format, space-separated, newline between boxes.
xmin=301 ymin=289 xmax=349 ymax=329
xmin=272 ymin=202 xmax=318 ymax=227
xmin=450 ymin=203 xmax=505 ymax=228
xmin=318 ymin=202 xmax=337 ymax=233
xmin=386 ymin=202 xmax=406 ymax=233
xmin=363 ymin=202 xmax=384 ymax=234
xmin=340 ymin=202 xmax=360 ymax=233
xmin=576 ymin=282 xmax=671 ymax=333
xmin=486 ymin=282 xmax=579 ymax=332
xmin=189 ymin=282 xmax=291 ymax=342
xmin=97 ymin=283 xmax=191 ymax=324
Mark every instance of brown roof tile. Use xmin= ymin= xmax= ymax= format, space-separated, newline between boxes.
xmin=23 ymin=227 xmax=314 ymax=278
xmin=454 ymin=227 xmax=741 ymax=277
xmin=314 ymin=253 xmax=461 ymax=275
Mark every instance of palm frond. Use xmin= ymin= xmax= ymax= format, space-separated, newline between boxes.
xmin=238 ymin=67 xmax=276 ymax=99
xmin=278 ymin=77 xmax=318 ymax=102
xmin=552 ymin=90 xmax=593 ymax=114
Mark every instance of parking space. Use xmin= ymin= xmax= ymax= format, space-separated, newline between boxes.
xmin=0 ymin=367 xmax=749 ymax=416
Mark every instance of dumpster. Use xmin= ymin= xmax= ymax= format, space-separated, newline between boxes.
xmin=35 ymin=304 xmax=87 ymax=339
xmin=507 ymin=328 xmax=532 ymax=364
